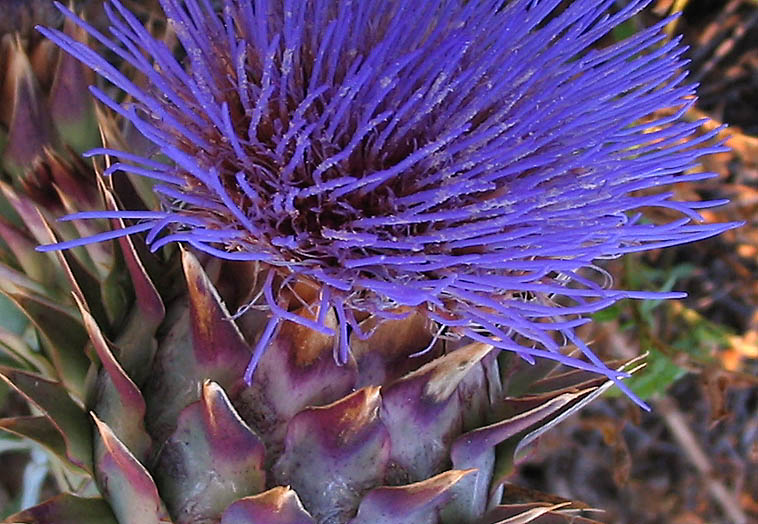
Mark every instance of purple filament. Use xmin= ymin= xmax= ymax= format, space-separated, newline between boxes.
xmin=36 ymin=0 xmax=743 ymax=409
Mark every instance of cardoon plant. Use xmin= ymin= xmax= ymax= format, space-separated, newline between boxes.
xmin=0 ymin=0 xmax=737 ymax=523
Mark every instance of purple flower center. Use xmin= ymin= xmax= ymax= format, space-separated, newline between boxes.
xmin=37 ymin=0 xmax=740 ymax=408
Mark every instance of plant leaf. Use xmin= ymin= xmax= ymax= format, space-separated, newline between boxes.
xmin=73 ymin=293 xmax=152 ymax=461
xmin=3 ymin=494 xmax=117 ymax=524
xmin=349 ymin=470 xmax=474 ymax=524
xmin=155 ymin=381 xmax=265 ymax=524
xmin=91 ymin=413 xmax=168 ymax=524
xmin=273 ymin=387 xmax=390 ymax=524
xmin=0 ymin=366 xmax=92 ymax=472
xmin=220 ymin=487 xmax=315 ymax=524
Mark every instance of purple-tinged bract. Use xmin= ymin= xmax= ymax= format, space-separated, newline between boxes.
xmin=38 ymin=0 xmax=739 ymax=408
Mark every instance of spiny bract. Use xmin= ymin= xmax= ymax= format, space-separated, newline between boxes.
xmin=37 ymin=0 xmax=737 ymax=410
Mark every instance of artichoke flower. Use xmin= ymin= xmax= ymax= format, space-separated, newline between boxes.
xmin=0 ymin=1 xmax=738 ymax=523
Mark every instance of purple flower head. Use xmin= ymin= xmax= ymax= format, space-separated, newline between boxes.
xmin=37 ymin=0 xmax=739 ymax=409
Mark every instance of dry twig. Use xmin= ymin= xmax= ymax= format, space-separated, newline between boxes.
xmin=655 ymin=396 xmax=749 ymax=524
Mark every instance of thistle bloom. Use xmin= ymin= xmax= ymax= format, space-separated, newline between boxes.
xmin=38 ymin=0 xmax=737 ymax=409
